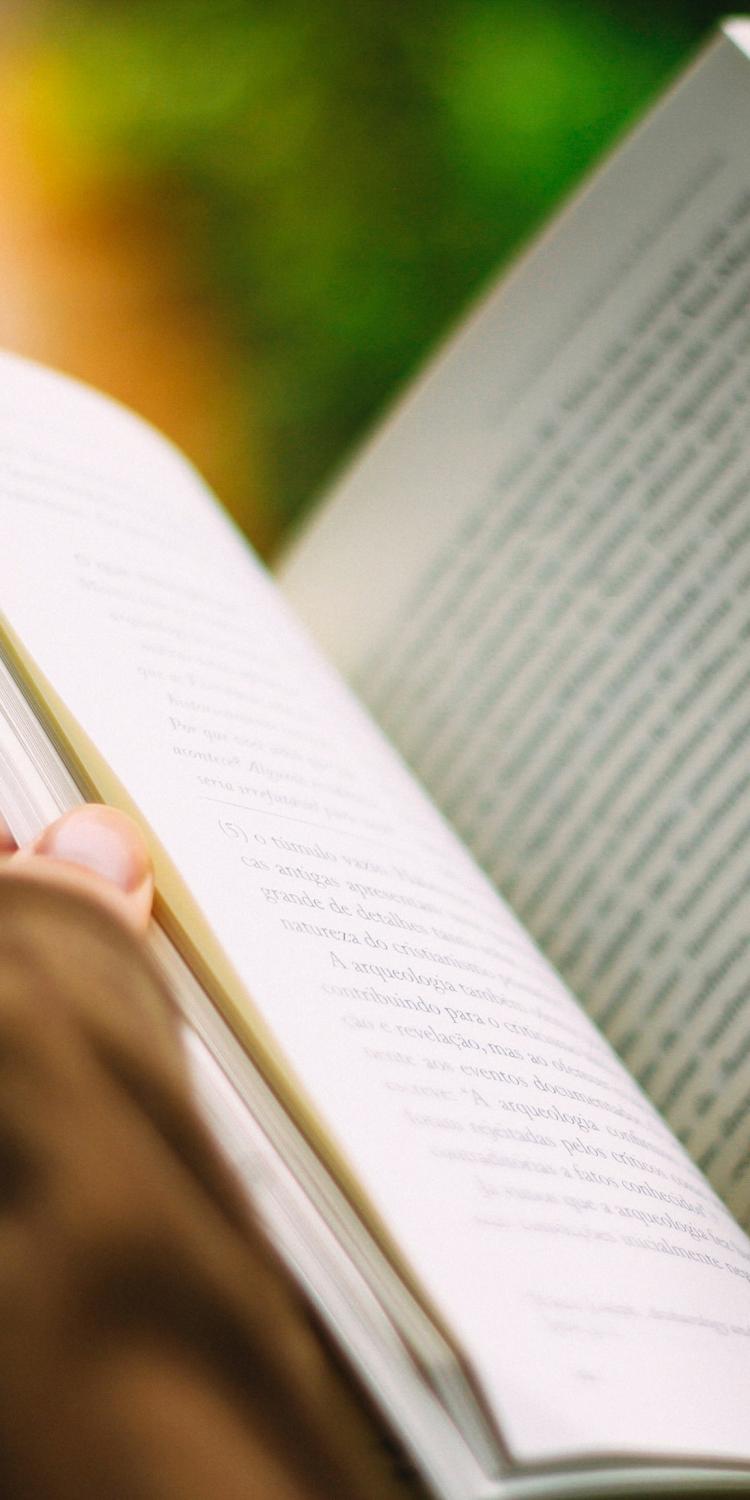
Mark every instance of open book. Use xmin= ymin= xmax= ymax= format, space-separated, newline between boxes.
xmin=4 ymin=18 xmax=750 ymax=1498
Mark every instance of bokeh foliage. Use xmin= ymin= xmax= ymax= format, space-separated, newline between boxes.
xmin=43 ymin=0 xmax=721 ymax=532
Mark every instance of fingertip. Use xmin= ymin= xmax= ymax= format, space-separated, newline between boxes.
xmin=27 ymin=804 xmax=154 ymax=933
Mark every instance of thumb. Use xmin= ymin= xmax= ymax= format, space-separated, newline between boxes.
xmin=6 ymin=805 xmax=154 ymax=935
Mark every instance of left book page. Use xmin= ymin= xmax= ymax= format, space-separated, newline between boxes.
xmin=4 ymin=353 xmax=750 ymax=1473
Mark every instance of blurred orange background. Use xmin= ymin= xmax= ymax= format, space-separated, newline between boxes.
xmin=0 ymin=1 xmax=726 ymax=554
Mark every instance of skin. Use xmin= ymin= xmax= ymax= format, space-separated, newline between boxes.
xmin=0 ymin=803 xmax=154 ymax=933
xmin=0 ymin=802 xmax=415 ymax=1500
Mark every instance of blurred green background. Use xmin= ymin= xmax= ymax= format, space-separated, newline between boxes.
xmin=1 ymin=0 xmax=728 ymax=550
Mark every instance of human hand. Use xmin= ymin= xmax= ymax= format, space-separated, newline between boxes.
xmin=0 ymin=804 xmax=154 ymax=934
xmin=0 ymin=804 xmax=404 ymax=1500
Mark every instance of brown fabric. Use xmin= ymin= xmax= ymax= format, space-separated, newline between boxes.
xmin=0 ymin=877 xmax=423 ymax=1500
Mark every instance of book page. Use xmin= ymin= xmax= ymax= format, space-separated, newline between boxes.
xmin=5 ymin=355 xmax=750 ymax=1471
xmin=281 ymin=27 xmax=750 ymax=1230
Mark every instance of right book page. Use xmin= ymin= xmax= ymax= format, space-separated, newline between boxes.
xmin=281 ymin=24 xmax=750 ymax=1227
